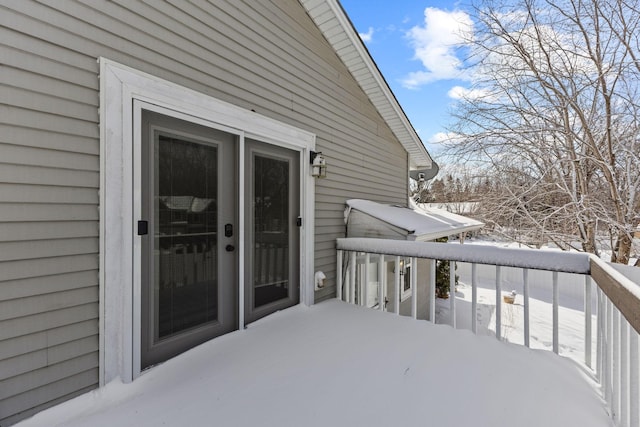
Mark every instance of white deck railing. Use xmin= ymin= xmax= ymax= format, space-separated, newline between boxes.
xmin=336 ymin=237 xmax=640 ymax=427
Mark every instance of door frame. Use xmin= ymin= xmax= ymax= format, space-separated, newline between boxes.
xmin=99 ymin=58 xmax=316 ymax=384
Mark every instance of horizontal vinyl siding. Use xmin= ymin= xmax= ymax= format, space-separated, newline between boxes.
xmin=0 ymin=370 xmax=98 ymax=427
xmin=0 ymin=303 xmax=99 ymax=343
xmin=0 ymin=0 xmax=408 ymax=423
xmin=1 ymin=0 xmax=102 ymax=418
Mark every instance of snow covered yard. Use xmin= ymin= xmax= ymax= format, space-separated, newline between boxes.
xmin=435 ymin=280 xmax=596 ymax=365
xmin=437 ymin=236 xmax=609 ymax=365
xmin=15 ymin=300 xmax=612 ymax=427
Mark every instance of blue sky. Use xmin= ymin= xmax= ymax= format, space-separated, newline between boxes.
xmin=339 ymin=1 xmax=473 ymax=155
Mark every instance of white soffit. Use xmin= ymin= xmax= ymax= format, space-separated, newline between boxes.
xmin=300 ymin=0 xmax=434 ymax=170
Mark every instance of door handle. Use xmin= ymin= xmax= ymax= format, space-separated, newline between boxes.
xmin=225 ymin=245 xmax=235 ymax=252
xmin=137 ymin=220 xmax=148 ymax=236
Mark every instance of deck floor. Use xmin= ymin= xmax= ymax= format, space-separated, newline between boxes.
xmin=16 ymin=300 xmax=612 ymax=427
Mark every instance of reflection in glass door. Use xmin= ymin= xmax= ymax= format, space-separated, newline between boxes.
xmin=155 ymin=136 xmax=218 ymax=338
xmin=141 ymin=111 xmax=237 ymax=369
xmin=245 ymin=140 xmax=300 ymax=323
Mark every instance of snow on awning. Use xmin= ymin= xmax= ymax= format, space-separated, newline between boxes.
xmin=346 ymin=199 xmax=484 ymax=242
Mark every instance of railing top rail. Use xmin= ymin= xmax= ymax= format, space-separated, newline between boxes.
xmin=590 ymin=256 xmax=640 ymax=334
xmin=337 ymin=237 xmax=591 ymax=274
xmin=336 ymin=237 xmax=640 ymax=334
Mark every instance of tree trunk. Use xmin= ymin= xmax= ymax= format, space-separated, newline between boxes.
xmin=611 ymin=231 xmax=632 ymax=265
xmin=581 ymin=222 xmax=597 ymax=255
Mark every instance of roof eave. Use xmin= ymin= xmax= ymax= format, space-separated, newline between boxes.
xmin=299 ymin=0 xmax=434 ymax=171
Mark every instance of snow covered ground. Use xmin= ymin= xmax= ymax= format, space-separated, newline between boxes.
xmin=15 ymin=300 xmax=612 ymax=427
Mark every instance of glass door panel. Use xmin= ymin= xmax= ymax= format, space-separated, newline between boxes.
xmin=155 ymin=135 xmax=218 ymax=339
xmin=253 ymin=155 xmax=290 ymax=308
xmin=141 ymin=111 xmax=237 ymax=369
xmin=245 ymin=140 xmax=300 ymax=323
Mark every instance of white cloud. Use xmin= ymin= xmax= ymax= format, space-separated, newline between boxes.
xmin=359 ymin=27 xmax=374 ymax=43
xmin=448 ymin=85 xmax=489 ymax=100
xmin=429 ymin=131 xmax=463 ymax=145
xmin=402 ymin=8 xmax=473 ymax=89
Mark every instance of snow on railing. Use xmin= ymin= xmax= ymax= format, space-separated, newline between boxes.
xmin=336 ymin=237 xmax=640 ymax=427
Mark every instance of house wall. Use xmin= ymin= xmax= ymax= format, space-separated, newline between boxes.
xmin=385 ymin=259 xmax=433 ymax=320
xmin=0 ymin=0 xmax=409 ymax=424
xmin=346 ymin=210 xmax=409 ymax=240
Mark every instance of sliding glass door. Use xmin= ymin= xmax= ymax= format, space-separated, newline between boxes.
xmin=245 ymin=140 xmax=300 ymax=323
xmin=141 ymin=111 xmax=238 ymax=369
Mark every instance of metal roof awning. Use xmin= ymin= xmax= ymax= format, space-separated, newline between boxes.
xmin=346 ymin=199 xmax=484 ymax=242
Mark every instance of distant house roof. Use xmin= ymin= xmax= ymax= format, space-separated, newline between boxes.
xmin=346 ymin=199 xmax=484 ymax=241
xmin=300 ymin=0 xmax=434 ymax=172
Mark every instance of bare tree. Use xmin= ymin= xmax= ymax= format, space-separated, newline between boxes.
xmin=446 ymin=0 xmax=640 ymax=264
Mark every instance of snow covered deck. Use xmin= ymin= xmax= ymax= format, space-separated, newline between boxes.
xmin=16 ymin=301 xmax=612 ymax=427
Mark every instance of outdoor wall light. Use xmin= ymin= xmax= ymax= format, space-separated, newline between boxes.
xmin=392 ymin=258 xmax=406 ymax=275
xmin=314 ymin=271 xmax=326 ymax=290
xmin=310 ymin=151 xmax=327 ymax=178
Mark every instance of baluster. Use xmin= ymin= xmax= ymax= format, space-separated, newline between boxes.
xmin=344 ymin=254 xmax=351 ymax=303
xmin=336 ymin=250 xmax=343 ymax=301
xmin=450 ymin=260 xmax=456 ymax=328
xmin=629 ymin=328 xmax=638 ymax=427
xmin=394 ymin=256 xmax=400 ymax=315
xmin=585 ymin=275 xmax=592 ymax=368
xmin=523 ymin=268 xmax=530 ymax=347
xmin=429 ymin=259 xmax=436 ymax=323
xmin=472 ymin=263 xmax=477 ymax=334
xmin=606 ymin=299 xmax=613 ymax=406
xmin=363 ymin=253 xmax=370 ymax=307
xmin=349 ymin=251 xmax=356 ymax=304
xmin=613 ymin=307 xmax=620 ymax=422
xmin=378 ymin=255 xmax=385 ymax=311
xmin=553 ymin=271 xmax=559 ymax=354
xmin=496 ymin=265 xmax=502 ymax=340
xmin=597 ymin=288 xmax=604 ymax=383
xmin=620 ymin=320 xmax=628 ymax=427
xmin=411 ymin=257 xmax=417 ymax=319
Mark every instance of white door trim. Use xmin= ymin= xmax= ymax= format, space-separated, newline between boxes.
xmin=99 ymin=58 xmax=316 ymax=385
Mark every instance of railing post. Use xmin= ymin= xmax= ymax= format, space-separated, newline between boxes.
xmin=336 ymin=250 xmax=343 ymax=301
xmin=585 ymin=275 xmax=592 ymax=368
xmin=429 ymin=259 xmax=436 ymax=323
xmin=523 ymin=268 xmax=530 ymax=348
xmin=471 ymin=263 xmax=477 ymax=334
xmin=495 ymin=265 xmax=502 ymax=340
xmin=450 ymin=261 xmax=456 ymax=328
xmin=553 ymin=271 xmax=559 ymax=354
xmin=378 ymin=255 xmax=385 ymax=311
xmin=394 ymin=256 xmax=400 ymax=315
xmin=411 ymin=257 xmax=417 ymax=319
